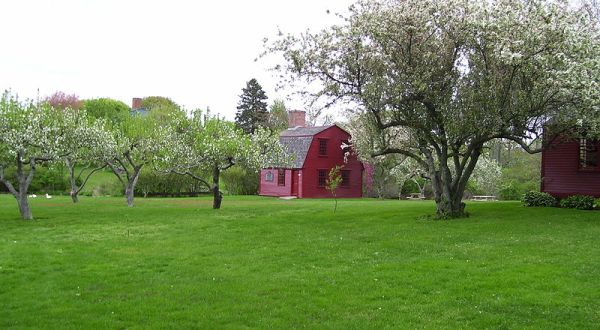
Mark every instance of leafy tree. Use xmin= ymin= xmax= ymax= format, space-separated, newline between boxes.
xmin=390 ymin=158 xmax=428 ymax=198
xmin=45 ymin=91 xmax=83 ymax=110
xmin=63 ymin=115 xmax=115 ymax=203
xmin=268 ymin=99 xmax=289 ymax=131
xmin=469 ymin=155 xmax=502 ymax=196
xmin=269 ymin=0 xmax=600 ymax=218
xmin=83 ymin=98 xmax=130 ymax=124
xmin=0 ymin=92 xmax=80 ymax=219
xmin=107 ymin=114 xmax=168 ymax=207
xmin=159 ymin=111 xmax=289 ymax=209
xmin=345 ymin=113 xmax=411 ymax=198
xmin=141 ymin=96 xmax=184 ymax=124
xmin=235 ymin=79 xmax=269 ymax=134
xmin=141 ymin=96 xmax=180 ymax=111
xmin=326 ymin=165 xmax=343 ymax=213
xmin=135 ymin=168 xmax=206 ymax=197
xmin=583 ymin=0 xmax=600 ymax=23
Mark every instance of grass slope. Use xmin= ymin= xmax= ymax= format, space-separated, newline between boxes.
xmin=1 ymin=195 xmax=599 ymax=329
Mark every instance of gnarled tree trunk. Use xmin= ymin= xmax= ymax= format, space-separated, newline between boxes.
xmin=0 ymin=154 xmax=36 ymax=220
xmin=17 ymin=193 xmax=33 ymax=220
xmin=66 ymin=159 xmax=80 ymax=203
xmin=425 ymin=146 xmax=482 ymax=219
xmin=125 ymin=169 xmax=142 ymax=207
xmin=212 ymin=166 xmax=222 ymax=209
xmin=66 ymin=159 xmax=107 ymax=204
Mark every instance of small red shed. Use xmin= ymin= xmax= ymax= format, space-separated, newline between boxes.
xmin=541 ymin=136 xmax=600 ymax=198
xmin=260 ymin=112 xmax=363 ymax=198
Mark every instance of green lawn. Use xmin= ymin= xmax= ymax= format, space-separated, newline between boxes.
xmin=1 ymin=195 xmax=599 ymax=329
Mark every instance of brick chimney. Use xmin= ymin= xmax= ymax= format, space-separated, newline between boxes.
xmin=132 ymin=97 xmax=143 ymax=110
xmin=288 ymin=110 xmax=306 ymax=128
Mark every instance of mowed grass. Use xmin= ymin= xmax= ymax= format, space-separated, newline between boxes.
xmin=1 ymin=195 xmax=599 ymax=329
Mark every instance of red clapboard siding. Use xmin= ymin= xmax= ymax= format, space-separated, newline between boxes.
xmin=259 ymin=169 xmax=292 ymax=196
xmin=300 ymin=126 xmax=363 ymax=198
xmin=541 ymin=139 xmax=600 ymax=198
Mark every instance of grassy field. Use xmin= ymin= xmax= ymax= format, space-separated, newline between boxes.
xmin=1 ymin=195 xmax=599 ymax=329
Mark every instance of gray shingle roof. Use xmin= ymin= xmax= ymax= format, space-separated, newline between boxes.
xmin=280 ymin=136 xmax=312 ymax=168
xmin=280 ymin=126 xmax=332 ymax=137
xmin=278 ymin=125 xmax=335 ymax=168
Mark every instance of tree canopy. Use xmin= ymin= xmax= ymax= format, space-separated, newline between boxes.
xmin=269 ymin=0 xmax=600 ymax=218
xmin=141 ymin=96 xmax=185 ymax=125
xmin=83 ymin=98 xmax=130 ymax=124
xmin=107 ymin=114 xmax=169 ymax=207
xmin=268 ymin=99 xmax=289 ymax=132
xmin=0 ymin=92 xmax=83 ymax=219
xmin=158 ymin=110 xmax=290 ymax=209
xmin=44 ymin=91 xmax=83 ymax=111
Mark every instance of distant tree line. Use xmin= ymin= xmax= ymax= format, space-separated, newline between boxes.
xmin=0 ymin=90 xmax=289 ymax=220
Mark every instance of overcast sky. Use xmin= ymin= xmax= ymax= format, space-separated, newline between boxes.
xmin=0 ymin=0 xmax=353 ymax=119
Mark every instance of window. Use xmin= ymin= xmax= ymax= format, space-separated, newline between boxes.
xmin=318 ymin=169 xmax=327 ymax=187
xmin=318 ymin=139 xmax=328 ymax=156
xmin=265 ymin=171 xmax=274 ymax=182
xmin=580 ymin=138 xmax=599 ymax=169
xmin=278 ymin=169 xmax=286 ymax=186
xmin=341 ymin=170 xmax=350 ymax=187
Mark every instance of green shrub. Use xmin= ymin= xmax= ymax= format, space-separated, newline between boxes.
xmin=93 ymin=180 xmax=124 ymax=197
xmin=559 ymin=195 xmax=596 ymax=210
xmin=221 ymin=166 xmax=259 ymax=195
xmin=135 ymin=169 xmax=207 ymax=197
xmin=498 ymin=181 xmax=522 ymax=200
xmin=0 ymin=165 xmax=69 ymax=195
xmin=596 ymin=199 xmax=600 ymax=210
xmin=522 ymin=191 xmax=557 ymax=207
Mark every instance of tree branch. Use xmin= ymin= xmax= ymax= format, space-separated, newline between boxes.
xmin=372 ymin=147 xmax=428 ymax=168
xmin=0 ymin=165 xmax=18 ymax=197
xmin=75 ymin=164 xmax=108 ymax=195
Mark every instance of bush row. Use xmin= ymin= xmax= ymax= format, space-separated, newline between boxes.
xmin=522 ymin=191 xmax=599 ymax=210
xmin=0 ymin=166 xmax=70 ymax=195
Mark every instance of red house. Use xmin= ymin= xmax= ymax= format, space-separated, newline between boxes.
xmin=541 ymin=136 xmax=600 ymax=198
xmin=259 ymin=111 xmax=363 ymax=198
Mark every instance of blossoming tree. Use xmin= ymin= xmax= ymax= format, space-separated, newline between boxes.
xmin=0 ymin=92 xmax=80 ymax=219
xmin=159 ymin=111 xmax=290 ymax=209
xmin=62 ymin=115 xmax=115 ymax=203
xmin=269 ymin=0 xmax=600 ymax=217
xmin=107 ymin=114 xmax=169 ymax=207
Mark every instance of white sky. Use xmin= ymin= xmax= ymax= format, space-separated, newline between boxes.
xmin=0 ymin=0 xmax=353 ymax=119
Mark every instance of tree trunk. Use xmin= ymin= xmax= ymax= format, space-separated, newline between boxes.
xmin=212 ymin=166 xmax=222 ymax=209
xmin=430 ymin=172 xmax=467 ymax=218
xmin=66 ymin=159 xmax=80 ymax=204
xmin=16 ymin=154 xmax=36 ymax=220
xmin=426 ymin=146 xmax=481 ymax=219
xmin=17 ymin=194 xmax=33 ymax=220
xmin=333 ymin=195 xmax=338 ymax=213
xmin=125 ymin=185 xmax=135 ymax=207
xmin=435 ymin=192 xmax=466 ymax=219
xmin=1 ymin=155 xmax=36 ymax=220
xmin=125 ymin=169 xmax=142 ymax=207
xmin=70 ymin=192 xmax=79 ymax=203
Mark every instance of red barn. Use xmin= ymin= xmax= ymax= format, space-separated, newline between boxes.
xmin=541 ymin=136 xmax=600 ymax=198
xmin=260 ymin=111 xmax=363 ymax=198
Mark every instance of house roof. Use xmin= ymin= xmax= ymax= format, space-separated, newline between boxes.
xmin=280 ymin=136 xmax=313 ymax=168
xmin=279 ymin=125 xmax=336 ymax=168
xmin=280 ymin=125 xmax=333 ymax=137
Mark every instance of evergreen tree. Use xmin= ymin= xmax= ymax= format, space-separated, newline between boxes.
xmin=235 ymin=79 xmax=268 ymax=134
